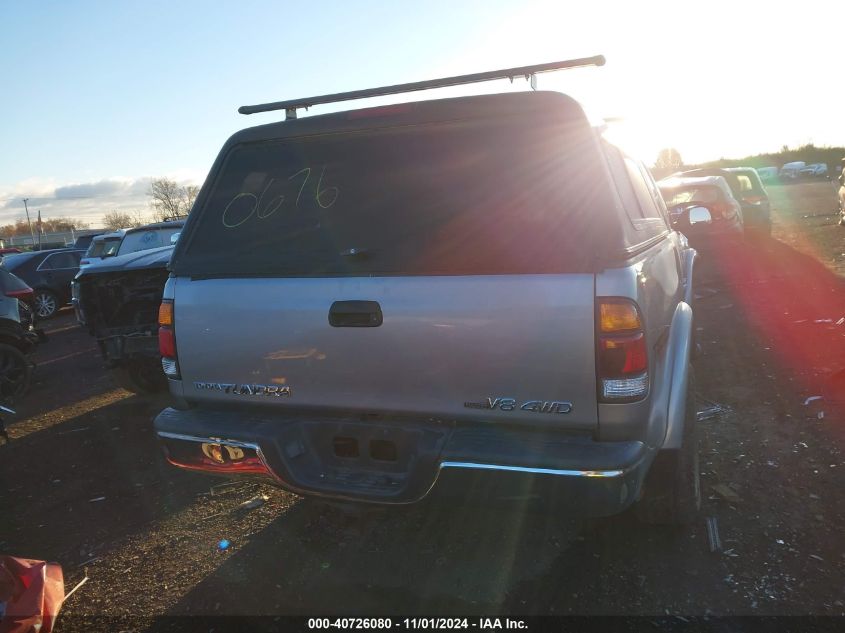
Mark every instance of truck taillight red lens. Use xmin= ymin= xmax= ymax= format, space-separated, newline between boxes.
xmin=5 ymin=287 xmax=34 ymax=301
xmin=158 ymin=327 xmax=176 ymax=358
xmin=160 ymin=436 xmax=273 ymax=478
xmin=158 ymin=300 xmax=179 ymax=378
xmin=597 ymin=298 xmax=648 ymax=402
xmin=598 ymin=333 xmax=647 ymax=374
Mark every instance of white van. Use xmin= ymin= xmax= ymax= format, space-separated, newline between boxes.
xmin=779 ymin=161 xmax=806 ymax=180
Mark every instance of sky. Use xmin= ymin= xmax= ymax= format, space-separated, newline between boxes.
xmin=1 ymin=0 xmax=843 ymax=227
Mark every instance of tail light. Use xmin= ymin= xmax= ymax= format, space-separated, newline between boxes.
xmin=597 ymin=298 xmax=648 ymax=402
xmin=158 ymin=300 xmax=179 ymax=378
xmin=159 ymin=435 xmax=273 ymax=478
xmin=5 ymin=286 xmax=34 ymax=302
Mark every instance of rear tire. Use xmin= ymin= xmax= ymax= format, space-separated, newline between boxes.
xmin=0 ymin=343 xmax=32 ymax=400
xmin=111 ymin=360 xmax=167 ymax=395
xmin=636 ymin=365 xmax=701 ymax=525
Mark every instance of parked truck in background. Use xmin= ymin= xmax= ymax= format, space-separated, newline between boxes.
xmin=74 ymin=220 xmax=184 ymax=394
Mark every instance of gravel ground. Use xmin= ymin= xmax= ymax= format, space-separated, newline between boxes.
xmin=1 ymin=181 xmax=843 ymax=630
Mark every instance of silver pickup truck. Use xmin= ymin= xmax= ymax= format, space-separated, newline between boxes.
xmin=154 ymin=60 xmax=701 ymax=524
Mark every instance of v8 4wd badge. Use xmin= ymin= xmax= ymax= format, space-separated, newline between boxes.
xmin=464 ymin=397 xmax=573 ymax=414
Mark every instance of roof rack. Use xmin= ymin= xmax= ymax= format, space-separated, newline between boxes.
xmin=238 ymin=55 xmax=605 ymax=120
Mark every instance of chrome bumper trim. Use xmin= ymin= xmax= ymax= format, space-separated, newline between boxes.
xmin=440 ymin=461 xmax=624 ymax=478
xmin=157 ymin=431 xmax=263 ymax=452
xmin=155 ymin=432 xmax=626 ymax=506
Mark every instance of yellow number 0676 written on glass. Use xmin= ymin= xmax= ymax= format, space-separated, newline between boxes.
xmin=222 ymin=166 xmax=339 ymax=228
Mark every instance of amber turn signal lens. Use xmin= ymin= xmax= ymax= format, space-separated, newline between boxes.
xmin=599 ymin=301 xmax=642 ymax=333
xmin=158 ymin=301 xmax=173 ymax=326
xmin=202 ymin=443 xmax=225 ymax=464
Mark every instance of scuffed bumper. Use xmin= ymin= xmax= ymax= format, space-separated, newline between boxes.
xmin=154 ymin=406 xmax=653 ymax=517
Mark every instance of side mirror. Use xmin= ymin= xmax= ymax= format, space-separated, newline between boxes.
xmin=170 ymin=232 xmax=181 ymax=245
xmin=688 ymin=206 xmax=712 ymax=225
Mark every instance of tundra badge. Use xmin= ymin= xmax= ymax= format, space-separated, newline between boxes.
xmin=194 ymin=382 xmax=291 ymax=397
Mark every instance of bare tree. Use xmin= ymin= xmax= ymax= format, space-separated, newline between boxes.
xmin=103 ymin=210 xmax=146 ymax=230
xmin=185 ymin=185 xmax=199 ymax=212
xmin=148 ymin=178 xmax=197 ymax=222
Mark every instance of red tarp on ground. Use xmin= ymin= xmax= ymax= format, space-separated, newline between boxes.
xmin=0 ymin=557 xmax=65 ymax=633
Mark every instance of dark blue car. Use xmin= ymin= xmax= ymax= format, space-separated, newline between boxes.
xmin=2 ymin=248 xmax=85 ymax=319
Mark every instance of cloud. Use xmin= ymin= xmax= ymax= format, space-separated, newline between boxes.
xmin=0 ymin=174 xmax=203 ymax=227
xmin=54 ymin=179 xmax=133 ymax=199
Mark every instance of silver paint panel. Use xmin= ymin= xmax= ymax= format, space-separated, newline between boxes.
xmin=172 ymin=274 xmax=599 ymax=430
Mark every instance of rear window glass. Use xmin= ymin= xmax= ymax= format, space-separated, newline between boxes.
xmin=85 ymin=240 xmax=103 ymax=258
xmin=735 ymin=174 xmax=754 ymax=192
xmin=86 ymin=237 xmax=122 ymax=258
xmin=39 ymin=252 xmax=80 ymax=270
xmin=118 ymin=228 xmax=181 ymax=256
xmin=75 ymin=235 xmax=95 ymax=249
xmin=178 ymin=117 xmax=610 ymax=276
xmin=660 ymin=185 xmax=723 ymax=206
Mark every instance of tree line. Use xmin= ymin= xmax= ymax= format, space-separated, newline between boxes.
xmin=0 ymin=216 xmax=90 ymax=237
xmin=653 ymin=144 xmax=845 ymax=179
xmin=0 ymin=177 xmax=199 ymax=237
xmin=102 ymin=178 xmax=198 ymax=230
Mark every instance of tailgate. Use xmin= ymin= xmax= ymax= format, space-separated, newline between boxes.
xmin=174 ymin=274 xmax=598 ymax=430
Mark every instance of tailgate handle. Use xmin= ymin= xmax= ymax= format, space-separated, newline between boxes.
xmin=329 ymin=301 xmax=383 ymax=327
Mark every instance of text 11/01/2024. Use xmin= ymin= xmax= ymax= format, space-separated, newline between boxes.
xmin=307 ymin=618 xmax=528 ymax=630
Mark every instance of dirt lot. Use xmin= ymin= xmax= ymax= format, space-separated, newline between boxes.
xmin=1 ymin=181 xmax=844 ymax=629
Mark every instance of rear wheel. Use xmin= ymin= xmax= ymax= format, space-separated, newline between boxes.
xmin=0 ymin=343 xmax=32 ymax=400
xmin=33 ymin=289 xmax=59 ymax=319
xmin=636 ymin=365 xmax=701 ymax=525
xmin=111 ymin=360 xmax=167 ymax=395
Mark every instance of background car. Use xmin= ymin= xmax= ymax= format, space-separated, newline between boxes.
xmin=0 ymin=268 xmax=42 ymax=398
xmin=755 ymin=166 xmax=779 ymax=183
xmin=779 ymin=161 xmax=806 ymax=180
xmin=799 ymin=163 xmax=829 ymax=179
xmin=723 ymin=167 xmax=772 ymax=235
xmin=675 ymin=166 xmax=771 ymax=235
xmin=79 ymin=230 xmax=125 ymax=270
xmin=109 ymin=220 xmax=184 ymax=258
xmin=1 ymin=249 xmax=85 ymax=319
xmin=75 ymin=245 xmax=174 ymax=394
xmin=72 ymin=232 xmax=106 ymax=251
xmin=657 ymin=175 xmax=744 ymax=242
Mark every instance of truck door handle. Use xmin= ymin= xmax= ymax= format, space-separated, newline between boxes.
xmin=328 ymin=301 xmax=383 ymax=327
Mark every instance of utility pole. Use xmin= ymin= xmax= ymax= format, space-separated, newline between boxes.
xmin=21 ymin=198 xmax=36 ymax=246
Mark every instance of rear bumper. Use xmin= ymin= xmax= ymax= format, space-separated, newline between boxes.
xmin=154 ymin=406 xmax=652 ymax=517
